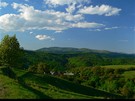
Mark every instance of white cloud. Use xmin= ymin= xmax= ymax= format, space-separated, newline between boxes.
xmin=0 ymin=14 xmax=26 ymax=32
xmin=0 ymin=3 xmax=104 ymax=32
xmin=35 ymin=34 xmax=55 ymax=40
xmin=89 ymin=26 xmax=119 ymax=32
xmin=66 ymin=3 xmax=76 ymax=14
xmin=55 ymin=30 xmax=63 ymax=33
xmin=78 ymin=4 xmax=121 ymax=16
xmin=44 ymin=0 xmax=91 ymax=15
xmin=29 ymin=32 xmax=33 ymax=34
xmin=0 ymin=1 xmax=8 ymax=9
xmin=0 ymin=3 xmax=82 ymax=32
xmin=72 ymin=22 xmax=105 ymax=28
xmin=94 ymin=29 xmax=102 ymax=32
xmin=45 ymin=0 xmax=90 ymax=7
xmin=104 ymin=26 xmax=119 ymax=30
xmin=95 ymin=29 xmax=101 ymax=31
xmin=89 ymin=28 xmax=102 ymax=32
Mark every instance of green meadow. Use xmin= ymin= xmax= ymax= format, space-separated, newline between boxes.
xmin=0 ymin=67 xmax=123 ymax=99
xmin=101 ymin=65 xmax=135 ymax=79
xmin=101 ymin=65 xmax=135 ymax=70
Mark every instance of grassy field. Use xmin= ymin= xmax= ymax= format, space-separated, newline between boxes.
xmin=0 ymin=74 xmax=38 ymax=99
xmin=0 ymin=67 xmax=123 ymax=99
xmin=122 ymin=71 xmax=135 ymax=79
xmin=101 ymin=65 xmax=135 ymax=80
xmin=101 ymin=65 xmax=135 ymax=70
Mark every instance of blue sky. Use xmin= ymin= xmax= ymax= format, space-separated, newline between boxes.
xmin=0 ymin=0 xmax=135 ymax=54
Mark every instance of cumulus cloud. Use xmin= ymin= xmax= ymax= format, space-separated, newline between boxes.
xmin=0 ymin=2 xmax=104 ymax=32
xmin=78 ymin=4 xmax=121 ymax=16
xmin=44 ymin=0 xmax=91 ymax=14
xmin=0 ymin=14 xmax=26 ymax=32
xmin=66 ymin=3 xmax=76 ymax=14
xmin=0 ymin=1 xmax=8 ymax=9
xmin=35 ymin=34 xmax=55 ymax=41
xmin=45 ymin=0 xmax=90 ymax=7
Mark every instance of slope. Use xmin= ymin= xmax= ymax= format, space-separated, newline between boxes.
xmin=0 ymin=67 xmax=124 ymax=99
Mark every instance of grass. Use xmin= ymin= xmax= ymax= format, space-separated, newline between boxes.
xmin=101 ymin=65 xmax=135 ymax=79
xmin=0 ymin=67 xmax=124 ymax=99
xmin=101 ymin=65 xmax=135 ymax=70
xmin=122 ymin=71 xmax=135 ymax=79
xmin=0 ymin=74 xmax=38 ymax=99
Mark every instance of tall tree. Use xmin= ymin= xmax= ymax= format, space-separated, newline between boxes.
xmin=0 ymin=35 xmax=23 ymax=68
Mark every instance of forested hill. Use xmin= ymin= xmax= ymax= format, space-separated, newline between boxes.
xmin=36 ymin=47 xmax=135 ymax=57
xmin=22 ymin=47 xmax=135 ymax=70
xmin=36 ymin=47 xmax=111 ymax=54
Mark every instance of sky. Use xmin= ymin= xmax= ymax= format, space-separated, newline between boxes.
xmin=0 ymin=0 xmax=135 ymax=54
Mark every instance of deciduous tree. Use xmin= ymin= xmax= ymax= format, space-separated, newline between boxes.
xmin=0 ymin=35 xmax=23 ymax=68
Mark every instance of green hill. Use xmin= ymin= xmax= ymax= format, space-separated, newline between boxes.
xmin=36 ymin=47 xmax=112 ymax=54
xmin=0 ymin=67 xmax=124 ymax=99
xmin=36 ymin=47 xmax=135 ymax=56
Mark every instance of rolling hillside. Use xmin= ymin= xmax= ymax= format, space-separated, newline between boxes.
xmin=0 ymin=67 xmax=124 ymax=99
xmin=36 ymin=47 xmax=135 ymax=55
xmin=35 ymin=47 xmax=135 ymax=59
xmin=36 ymin=47 xmax=112 ymax=54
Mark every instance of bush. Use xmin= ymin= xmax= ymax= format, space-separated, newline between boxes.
xmin=119 ymin=79 xmax=135 ymax=98
xmin=28 ymin=62 xmax=50 ymax=74
xmin=28 ymin=65 xmax=37 ymax=73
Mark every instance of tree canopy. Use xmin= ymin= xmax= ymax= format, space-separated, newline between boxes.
xmin=0 ymin=35 xmax=23 ymax=68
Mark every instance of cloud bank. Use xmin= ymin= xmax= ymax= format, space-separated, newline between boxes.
xmin=0 ymin=1 xmax=122 ymax=33
xmin=0 ymin=1 xmax=8 ymax=9
xmin=0 ymin=2 xmax=105 ymax=32
xmin=78 ymin=4 xmax=121 ymax=16
xmin=44 ymin=0 xmax=90 ymax=7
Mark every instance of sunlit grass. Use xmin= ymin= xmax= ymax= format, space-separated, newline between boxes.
xmin=122 ymin=71 xmax=135 ymax=79
xmin=101 ymin=65 xmax=135 ymax=70
xmin=0 ymin=67 xmax=123 ymax=99
xmin=0 ymin=74 xmax=37 ymax=99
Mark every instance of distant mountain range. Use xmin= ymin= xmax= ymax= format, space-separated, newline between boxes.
xmin=35 ymin=47 xmax=135 ymax=59
xmin=36 ymin=47 xmax=111 ymax=54
xmin=36 ymin=47 xmax=134 ymax=55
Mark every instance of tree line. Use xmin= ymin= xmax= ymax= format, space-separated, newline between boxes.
xmin=59 ymin=66 xmax=135 ymax=98
xmin=0 ymin=35 xmax=135 ymax=98
xmin=0 ymin=35 xmax=135 ymax=71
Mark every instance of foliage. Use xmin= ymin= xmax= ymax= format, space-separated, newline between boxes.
xmin=121 ymin=80 xmax=135 ymax=98
xmin=101 ymin=80 xmax=119 ymax=93
xmin=28 ymin=62 xmax=50 ymax=74
xmin=25 ymin=50 xmax=135 ymax=71
xmin=0 ymin=67 xmax=123 ymax=99
xmin=60 ymin=65 xmax=135 ymax=98
xmin=1 ymin=34 xmax=135 ymax=99
xmin=0 ymin=35 xmax=24 ymax=68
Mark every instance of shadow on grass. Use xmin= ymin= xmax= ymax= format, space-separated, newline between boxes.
xmin=44 ymin=75 xmax=125 ymax=99
xmin=17 ymin=76 xmax=52 ymax=99
xmin=0 ymin=67 xmax=51 ymax=99
xmin=20 ymin=72 xmax=125 ymax=99
xmin=0 ymin=67 xmax=17 ymax=79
